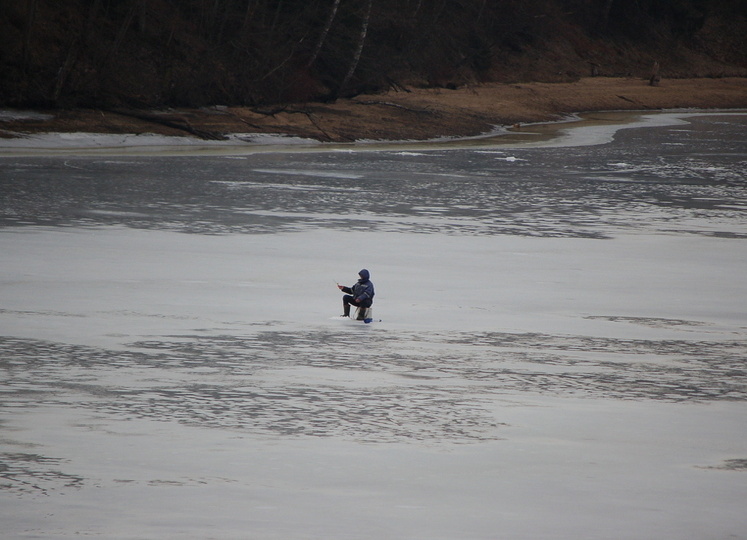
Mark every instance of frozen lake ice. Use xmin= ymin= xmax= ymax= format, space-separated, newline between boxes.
xmin=1 ymin=111 xmax=746 ymax=539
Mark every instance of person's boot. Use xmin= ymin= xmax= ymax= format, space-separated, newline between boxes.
xmin=342 ymin=303 xmax=350 ymax=317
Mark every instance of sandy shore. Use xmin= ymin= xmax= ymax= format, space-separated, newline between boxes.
xmin=2 ymin=77 xmax=747 ymax=143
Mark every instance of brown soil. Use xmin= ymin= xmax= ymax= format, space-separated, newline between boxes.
xmin=2 ymin=77 xmax=746 ymax=143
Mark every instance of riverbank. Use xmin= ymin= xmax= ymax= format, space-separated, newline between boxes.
xmin=2 ymin=77 xmax=747 ymax=143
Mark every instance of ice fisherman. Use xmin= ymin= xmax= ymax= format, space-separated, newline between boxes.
xmin=337 ymin=269 xmax=375 ymax=319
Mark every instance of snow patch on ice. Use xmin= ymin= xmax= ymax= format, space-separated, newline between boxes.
xmin=252 ymin=168 xmax=364 ymax=179
xmin=0 ymin=131 xmax=318 ymax=153
xmin=0 ymin=109 xmax=54 ymax=121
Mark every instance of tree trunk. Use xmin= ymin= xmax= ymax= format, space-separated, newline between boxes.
xmin=111 ymin=5 xmax=137 ymax=58
xmin=52 ymin=37 xmax=80 ymax=103
xmin=22 ymin=0 xmax=39 ymax=67
xmin=335 ymin=0 xmax=372 ymax=100
xmin=649 ymin=61 xmax=661 ymax=86
xmin=411 ymin=0 xmax=422 ymax=18
xmin=137 ymin=0 xmax=149 ymax=34
xmin=84 ymin=0 xmax=102 ymax=44
xmin=306 ymin=0 xmax=342 ymax=68
xmin=269 ymin=0 xmax=285 ymax=37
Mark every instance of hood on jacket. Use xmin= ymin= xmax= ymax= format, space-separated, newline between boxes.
xmin=358 ymin=269 xmax=370 ymax=281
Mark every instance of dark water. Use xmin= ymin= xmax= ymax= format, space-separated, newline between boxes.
xmin=2 ymin=114 xmax=746 ymax=239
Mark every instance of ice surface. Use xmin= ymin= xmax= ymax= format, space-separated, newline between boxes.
xmin=1 ymin=112 xmax=746 ymax=539
xmin=0 ymin=109 xmax=54 ymax=122
xmin=0 ymin=131 xmax=316 ymax=154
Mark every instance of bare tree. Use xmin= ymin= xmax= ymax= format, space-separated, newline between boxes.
xmin=306 ymin=0 xmax=342 ymax=68
xmin=84 ymin=0 xmax=102 ymax=44
xmin=22 ymin=0 xmax=39 ymax=67
xmin=137 ymin=0 xmax=149 ymax=33
xmin=110 ymin=4 xmax=137 ymax=59
xmin=335 ymin=0 xmax=373 ymax=99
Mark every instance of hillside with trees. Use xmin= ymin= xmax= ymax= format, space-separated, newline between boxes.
xmin=2 ymin=0 xmax=746 ymax=109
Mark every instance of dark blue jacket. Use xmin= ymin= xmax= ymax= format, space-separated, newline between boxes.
xmin=342 ymin=269 xmax=375 ymax=307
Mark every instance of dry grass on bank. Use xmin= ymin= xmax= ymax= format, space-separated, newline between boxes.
xmin=2 ymin=77 xmax=746 ymax=143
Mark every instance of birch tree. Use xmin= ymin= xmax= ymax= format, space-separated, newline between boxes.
xmin=335 ymin=0 xmax=372 ymax=99
xmin=306 ymin=0 xmax=342 ymax=68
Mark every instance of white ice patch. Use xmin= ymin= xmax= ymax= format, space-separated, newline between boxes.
xmin=0 ymin=109 xmax=54 ymax=122
xmin=540 ymin=110 xmax=747 ymax=148
xmin=227 ymin=133 xmax=317 ymax=145
xmin=251 ymin=168 xmax=364 ymax=179
xmin=474 ymin=151 xmax=525 ymax=161
xmin=0 ymin=131 xmax=318 ymax=155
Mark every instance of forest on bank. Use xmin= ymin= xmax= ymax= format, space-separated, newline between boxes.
xmin=2 ymin=0 xmax=746 ymax=109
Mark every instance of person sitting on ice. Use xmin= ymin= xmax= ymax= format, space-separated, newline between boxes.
xmin=337 ymin=269 xmax=375 ymax=319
